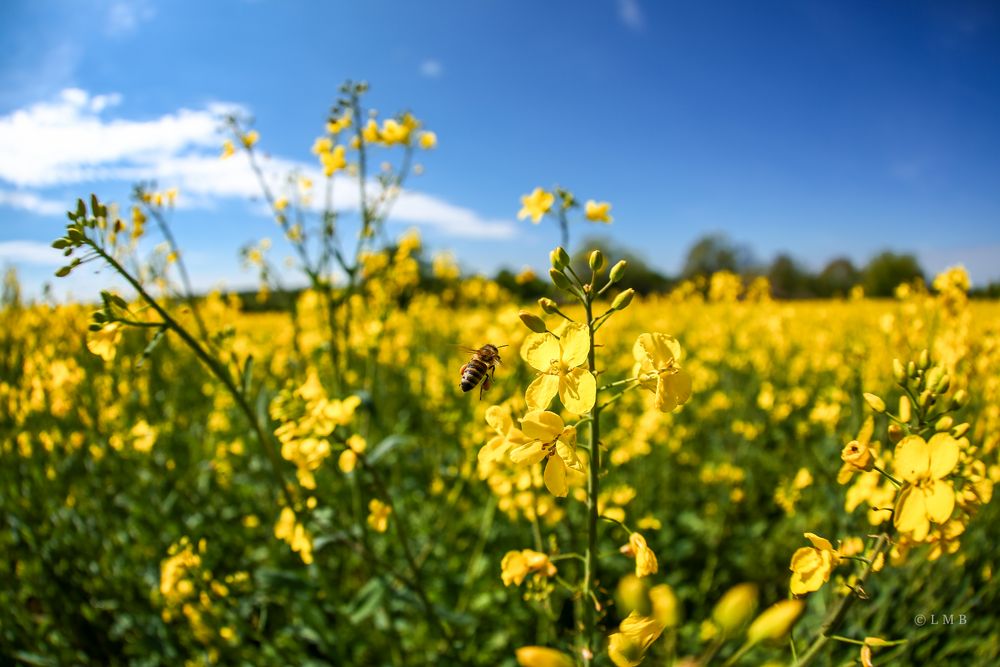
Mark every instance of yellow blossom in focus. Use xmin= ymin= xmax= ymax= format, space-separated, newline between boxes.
xmin=584 ymin=200 xmax=613 ymax=223
xmin=501 ymin=549 xmax=557 ymax=586
xmin=368 ymin=498 xmax=391 ymax=533
xmin=480 ymin=405 xmax=531 ymax=464
xmin=521 ymin=323 xmax=596 ymax=414
xmin=87 ymin=322 xmax=122 ymax=361
xmin=893 ymin=433 xmax=959 ymax=541
xmin=510 ymin=410 xmax=582 ymax=497
xmin=517 ymin=188 xmax=555 ymax=223
xmin=632 ymin=333 xmax=693 ymax=413
xmin=789 ymin=532 xmax=840 ymax=595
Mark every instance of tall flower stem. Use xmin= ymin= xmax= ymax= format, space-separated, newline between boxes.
xmin=582 ymin=294 xmax=602 ymax=664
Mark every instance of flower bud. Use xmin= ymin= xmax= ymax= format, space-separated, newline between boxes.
xmin=887 ymin=424 xmax=904 ymax=443
xmin=549 ymin=268 xmax=573 ymax=291
xmin=898 ymin=395 xmax=912 ymax=423
xmin=936 ymin=374 xmax=950 ymax=394
xmin=892 ymin=358 xmax=906 ymax=384
xmin=518 ymin=310 xmax=548 ymax=334
xmin=841 ymin=440 xmax=873 ymax=472
xmin=609 ymin=259 xmax=627 ymax=284
xmin=615 ymin=574 xmax=650 ymax=617
xmin=863 ymin=393 xmax=886 ymax=414
xmin=918 ymin=349 xmax=930 ymax=370
xmin=925 ymin=367 xmax=943 ymax=393
xmin=515 ymin=646 xmax=574 ymax=667
xmin=612 ymin=288 xmax=635 ymax=311
xmin=951 ymin=422 xmax=970 ymax=438
xmin=919 ymin=389 xmax=934 ymax=410
xmin=711 ymin=583 xmax=758 ymax=636
xmin=550 ymin=247 xmax=570 ymax=271
xmin=537 ymin=297 xmax=559 ymax=314
xmin=906 ymin=360 xmax=917 ymax=379
xmin=746 ymin=599 xmax=806 ymax=645
xmin=950 ymin=389 xmax=969 ymax=410
xmin=935 ymin=416 xmax=954 ymax=432
xmin=589 ymin=250 xmax=605 ymax=272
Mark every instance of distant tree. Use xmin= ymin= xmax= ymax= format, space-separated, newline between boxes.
xmin=816 ymin=257 xmax=860 ymax=297
xmin=863 ymin=252 xmax=924 ymax=297
xmin=767 ymin=254 xmax=810 ymax=298
xmin=681 ymin=233 xmax=756 ymax=278
xmin=570 ymin=236 xmax=672 ymax=295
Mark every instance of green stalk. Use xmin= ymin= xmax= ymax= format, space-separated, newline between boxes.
xmin=582 ymin=294 xmax=602 ymax=665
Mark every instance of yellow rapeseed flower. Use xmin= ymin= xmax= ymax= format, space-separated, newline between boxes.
xmin=241 ymin=130 xmax=259 ymax=148
xmin=789 ymin=532 xmax=840 ymax=595
xmin=480 ymin=405 xmax=531 ymax=464
xmin=311 ymin=137 xmax=333 ymax=155
xmin=838 ymin=416 xmax=876 ymax=483
xmin=515 ymin=646 xmax=575 ymax=667
xmin=220 ymin=139 xmax=235 ymax=159
xmin=632 ymin=333 xmax=692 ymax=412
xmin=274 ymin=507 xmax=313 ymax=564
xmin=321 ymin=145 xmax=347 ymax=177
xmin=362 ymin=119 xmax=381 ymax=144
xmin=893 ymin=433 xmax=959 ymax=541
xmin=521 ymin=323 xmax=596 ymax=414
xmin=608 ymin=611 xmax=664 ymax=667
xmin=623 ymin=532 xmax=658 ymax=578
xmin=518 ymin=188 xmax=555 ymax=223
xmin=584 ymin=200 xmax=613 ymax=223
xmin=419 ymin=131 xmax=437 ymax=149
xmin=338 ymin=434 xmax=366 ymax=473
xmin=86 ymin=322 xmax=122 ymax=361
xmin=500 ymin=549 xmax=557 ymax=586
xmin=510 ymin=410 xmax=582 ymax=497
xmin=368 ymin=498 xmax=391 ymax=533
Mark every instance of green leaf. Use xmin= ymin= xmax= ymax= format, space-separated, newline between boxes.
xmin=366 ymin=434 xmax=413 ymax=465
xmin=241 ymin=355 xmax=255 ymax=398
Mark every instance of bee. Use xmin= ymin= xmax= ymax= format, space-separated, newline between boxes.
xmin=459 ymin=344 xmax=507 ymax=399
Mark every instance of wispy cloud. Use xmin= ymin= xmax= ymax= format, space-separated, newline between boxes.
xmin=0 ymin=189 xmax=67 ymax=216
xmin=0 ymin=240 xmax=62 ymax=266
xmin=0 ymin=88 xmax=516 ymax=239
xmin=106 ymin=0 xmax=157 ymax=36
xmin=617 ymin=0 xmax=645 ymax=31
xmin=419 ymin=59 xmax=443 ymax=78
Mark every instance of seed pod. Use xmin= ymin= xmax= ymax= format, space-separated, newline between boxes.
xmin=935 ymin=416 xmax=954 ymax=432
xmin=863 ymin=393 xmax=886 ymax=414
xmin=589 ymin=250 xmax=605 ymax=272
xmin=609 ymin=260 xmax=627 ymax=284
xmin=549 ymin=268 xmax=573 ymax=291
xmin=898 ymin=395 xmax=912 ymax=422
xmin=612 ymin=288 xmax=635 ymax=311
xmin=518 ymin=310 xmax=547 ymax=334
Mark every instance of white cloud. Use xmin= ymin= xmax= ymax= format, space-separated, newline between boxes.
xmin=617 ymin=0 xmax=645 ymax=30
xmin=0 ymin=240 xmax=62 ymax=266
xmin=0 ymin=88 xmax=516 ymax=239
xmin=420 ymin=59 xmax=443 ymax=78
xmin=107 ymin=0 xmax=156 ymax=36
xmin=0 ymin=189 xmax=67 ymax=216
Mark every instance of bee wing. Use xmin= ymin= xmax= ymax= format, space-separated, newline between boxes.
xmin=452 ymin=344 xmax=483 ymax=354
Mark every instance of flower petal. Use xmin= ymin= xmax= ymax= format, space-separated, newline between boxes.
xmin=478 ymin=435 xmax=510 ymax=465
xmin=804 ymin=533 xmax=834 ymax=552
xmin=634 ymin=332 xmax=682 ymax=366
xmin=544 ymin=456 xmax=569 ymax=497
xmin=893 ymin=486 xmax=929 ymax=541
xmin=560 ymin=322 xmax=590 ymax=368
xmin=509 ymin=441 xmax=546 ymax=465
xmin=522 ymin=333 xmax=560 ymax=372
xmin=485 ymin=405 xmax=511 ymax=435
xmin=924 ymin=479 xmax=956 ymax=523
xmin=927 ymin=433 xmax=959 ymax=479
xmin=525 ymin=374 xmax=560 ymax=411
xmin=560 ymin=368 xmax=596 ymax=414
xmin=520 ymin=410 xmax=565 ymax=441
xmin=893 ymin=435 xmax=930 ymax=483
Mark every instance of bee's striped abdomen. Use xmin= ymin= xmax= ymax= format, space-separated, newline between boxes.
xmin=460 ymin=358 xmax=489 ymax=392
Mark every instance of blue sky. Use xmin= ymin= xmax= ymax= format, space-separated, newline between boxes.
xmin=2 ymin=0 xmax=999 ymax=297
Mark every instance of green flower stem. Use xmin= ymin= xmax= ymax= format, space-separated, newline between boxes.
xmin=87 ymin=239 xmax=297 ymax=512
xmin=793 ymin=532 xmax=892 ymax=667
xmin=582 ymin=294 xmax=602 ymax=666
xmin=873 ymin=465 xmax=903 ymax=487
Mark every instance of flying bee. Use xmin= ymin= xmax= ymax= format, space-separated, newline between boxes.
xmin=459 ymin=344 xmax=507 ymax=399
